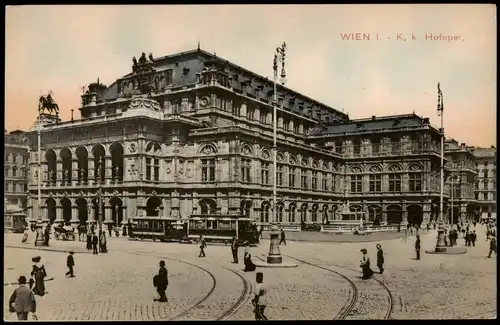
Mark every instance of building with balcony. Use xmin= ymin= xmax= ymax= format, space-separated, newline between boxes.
xmin=470 ymin=145 xmax=496 ymax=220
xmin=443 ymin=139 xmax=477 ymax=223
xmin=24 ymin=48 xmax=455 ymax=228
xmin=4 ymin=129 xmax=29 ymax=209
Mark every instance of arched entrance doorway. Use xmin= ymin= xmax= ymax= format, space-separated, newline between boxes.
xmin=407 ymin=205 xmax=423 ymax=226
xmin=386 ymin=205 xmax=402 ymax=224
xmin=45 ymin=198 xmax=56 ymax=223
xmin=321 ymin=205 xmax=329 ymax=224
xmin=240 ymin=200 xmax=252 ymax=218
xmin=199 ymin=199 xmax=217 ymax=215
xmin=368 ymin=205 xmax=382 ymax=224
xmin=76 ymin=197 xmax=88 ymax=225
xmin=92 ymin=144 xmax=105 ymax=183
xmin=146 ymin=197 xmax=162 ymax=216
xmin=110 ymin=143 xmax=124 ymax=183
xmin=76 ymin=146 xmax=88 ymax=184
xmin=109 ymin=197 xmax=123 ymax=226
xmin=45 ymin=150 xmax=57 ymax=185
xmin=61 ymin=198 xmax=72 ymax=225
xmin=300 ymin=203 xmax=308 ymax=223
xmin=60 ymin=148 xmax=72 ymax=185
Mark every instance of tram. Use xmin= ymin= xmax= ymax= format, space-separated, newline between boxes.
xmin=129 ymin=217 xmax=188 ymax=242
xmin=128 ymin=214 xmax=260 ymax=245
xmin=187 ymin=214 xmax=260 ymax=245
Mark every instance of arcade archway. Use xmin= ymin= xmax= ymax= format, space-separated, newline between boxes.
xmin=45 ymin=198 xmax=56 ymax=223
xmin=386 ymin=205 xmax=402 ymax=224
xmin=76 ymin=197 xmax=88 ymax=225
xmin=109 ymin=197 xmax=124 ymax=226
xmin=407 ymin=205 xmax=423 ymax=226
xmin=61 ymin=198 xmax=72 ymax=224
xmin=146 ymin=197 xmax=162 ymax=216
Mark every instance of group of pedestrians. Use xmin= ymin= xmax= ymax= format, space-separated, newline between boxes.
xmin=86 ymin=230 xmax=108 ymax=254
xmin=230 ymin=237 xmax=256 ymax=271
xmin=8 ymin=256 xmax=48 ymax=320
xmin=359 ymin=243 xmax=386 ymax=279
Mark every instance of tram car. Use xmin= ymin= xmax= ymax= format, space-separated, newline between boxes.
xmin=129 ymin=217 xmax=189 ymax=242
xmin=187 ymin=214 xmax=260 ymax=245
xmin=129 ymin=215 xmax=260 ymax=245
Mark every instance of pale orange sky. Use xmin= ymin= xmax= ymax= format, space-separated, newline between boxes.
xmin=5 ymin=4 xmax=497 ymax=147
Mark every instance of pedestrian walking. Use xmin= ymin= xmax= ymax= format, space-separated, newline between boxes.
xmin=92 ymin=232 xmax=99 ymax=255
xmin=153 ymin=260 xmax=168 ymax=302
xmin=415 ymin=235 xmax=421 ymax=260
xmin=65 ymin=252 xmax=75 ymax=277
xmin=376 ymin=244 xmax=384 ymax=274
xmin=243 ymin=242 xmax=256 ymax=272
xmin=108 ymin=224 xmax=113 ymax=238
xmin=359 ymin=249 xmax=374 ymax=279
xmin=488 ymin=236 xmax=497 ymax=258
xmin=100 ymin=232 xmax=108 ymax=253
xmin=259 ymin=227 xmax=263 ymax=240
xmin=465 ymin=231 xmax=470 ymax=246
xmin=86 ymin=231 xmax=92 ymax=251
xmin=9 ymin=276 xmax=37 ymax=321
xmin=198 ymin=235 xmax=206 ymax=257
xmin=43 ymin=225 xmax=50 ymax=246
xmin=279 ymin=229 xmax=286 ymax=245
xmin=404 ymin=226 xmax=408 ymax=242
xmin=30 ymin=256 xmax=47 ymax=296
xmin=252 ymin=272 xmax=268 ymax=321
xmin=471 ymin=230 xmax=477 ymax=247
xmin=231 ymin=237 xmax=239 ymax=264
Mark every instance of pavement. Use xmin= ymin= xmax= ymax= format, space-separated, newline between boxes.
xmin=3 ymin=225 xmax=496 ymax=320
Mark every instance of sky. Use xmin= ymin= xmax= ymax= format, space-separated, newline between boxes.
xmin=5 ymin=4 xmax=497 ymax=147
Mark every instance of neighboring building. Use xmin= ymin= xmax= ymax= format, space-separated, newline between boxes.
xmin=443 ymin=139 xmax=477 ymax=223
xmin=4 ymin=129 xmax=29 ymax=209
xmin=470 ymin=145 xmax=496 ymax=220
xmin=23 ymin=48 xmax=468 ymax=229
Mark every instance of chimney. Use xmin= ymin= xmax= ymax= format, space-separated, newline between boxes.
xmin=371 ymin=115 xmax=376 ymax=120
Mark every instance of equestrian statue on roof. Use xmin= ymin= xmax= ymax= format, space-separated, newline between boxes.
xmin=38 ymin=92 xmax=60 ymax=116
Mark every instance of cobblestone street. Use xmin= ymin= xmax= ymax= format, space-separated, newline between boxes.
xmin=4 ymin=225 xmax=496 ymax=320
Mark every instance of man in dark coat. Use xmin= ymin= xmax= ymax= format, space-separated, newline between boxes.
xmin=92 ymin=232 xmax=99 ymax=255
xmin=415 ymin=235 xmax=421 ymax=260
xmin=471 ymin=230 xmax=477 ymax=247
xmin=376 ymin=244 xmax=384 ymax=274
xmin=231 ymin=237 xmax=239 ymax=264
xmin=43 ymin=226 xmax=50 ymax=246
xmin=154 ymin=260 xmax=168 ymax=302
xmin=9 ymin=276 xmax=37 ymax=320
xmin=86 ymin=229 xmax=92 ymax=251
xmin=279 ymin=229 xmax=286 ymax=245
xmin=66 ymin=252 xmax=75 ymax=277
xmin=488 ymin=236 xmax=497 ymax=258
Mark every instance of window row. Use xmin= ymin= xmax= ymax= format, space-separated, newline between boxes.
xmin=475 ymin=192 xmax=497 ymax=201
xmin=4 ymin=182 xmax=28 ymax=193
xmin=350 ymin=174 xmax=423 ymax=193
xmin=259 ymin=204 xmax=327 ymax=223
xmin=4 ymin=154 xmax=29 ymax=164
xmin=4 ymin=167 xmax=28 ymax=178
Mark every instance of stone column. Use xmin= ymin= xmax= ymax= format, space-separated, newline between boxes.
xmin=71 ymin=206 xmax=79 ymax=226
xmin=402 ymin=211 xmax=408 ymax=225
xmin=104 ymin=206 xmax=113 ymax=224
xmin=71 ymin=160 xmax=78 ymax=184
xmin=105 ymin=156 xmax=112 ymax=185
xmin=87 ymin=203 xmax=95 ymax=223
xmin=41 ymin=206 xmax=49 ymax=224
xmin=56 ymin=161 xmax=63 ymax=186
xmin=122 ymin=206 xmax=128 ymax=224
xmin=88 ymin=158 xmax=95 ymax=186
xmin=55 ymin=206 xmax=63 ymax=224
xmin=422 ymin=203 xmax=431 ymax=227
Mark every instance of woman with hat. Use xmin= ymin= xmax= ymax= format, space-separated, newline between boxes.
xmin=30 ymin=256 xmax=47 ymax=296
xmin=359 ymin=249 xmax=374 ymax=279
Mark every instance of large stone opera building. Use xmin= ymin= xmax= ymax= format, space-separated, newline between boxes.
xmin=24 ymin=48 xmax=489 ymax=228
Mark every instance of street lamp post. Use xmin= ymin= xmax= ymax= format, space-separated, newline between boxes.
xmin=434 ymin=82 xmax=447 ymax=251
xmin=267 ymin=42 xmax=287 ymax=265
xmin=37 ymin=109 xmax=42 ymax=224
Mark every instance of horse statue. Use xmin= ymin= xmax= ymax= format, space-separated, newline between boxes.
xmin=38 ymin=94 xmax=59 ymax=116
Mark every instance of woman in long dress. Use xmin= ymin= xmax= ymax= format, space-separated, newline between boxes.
xmin=30 ymin=256 xmax=47 ymax=296
xmin=359 ymin=249 xmax=374 ymax=279
xmin=243 ymin=242 xmax=256 ymax=272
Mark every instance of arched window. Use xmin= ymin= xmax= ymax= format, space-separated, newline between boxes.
xmin=289 ymin=204 xmax=296 ymax=223
xmin=277 ymin=204 xmax=284 ymax=223
xmin=311 ymin=205 xmax=319 ymax=222
xmin=260 ymin=202 xmax=270 ymax=223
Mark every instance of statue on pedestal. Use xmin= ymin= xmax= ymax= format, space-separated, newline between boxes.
xmin=64 ymin=169 xmax=69 ymax=182
xmin=80 ymin=168 xmax=85 ymax=182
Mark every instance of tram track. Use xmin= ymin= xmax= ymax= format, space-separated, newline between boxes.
xmin=115 ymin=249 xmax=253 ymax=321
xmin=283 ymin=254 xmax=394 ymax=320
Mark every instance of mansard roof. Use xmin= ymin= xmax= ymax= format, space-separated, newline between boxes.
xmin=310 ymin=114 xmax=435 ymax=137
xmin=91 ymin=48 xmax=349 ymax=122
xmin=470 ymin=147 xmax=496 ymax=158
